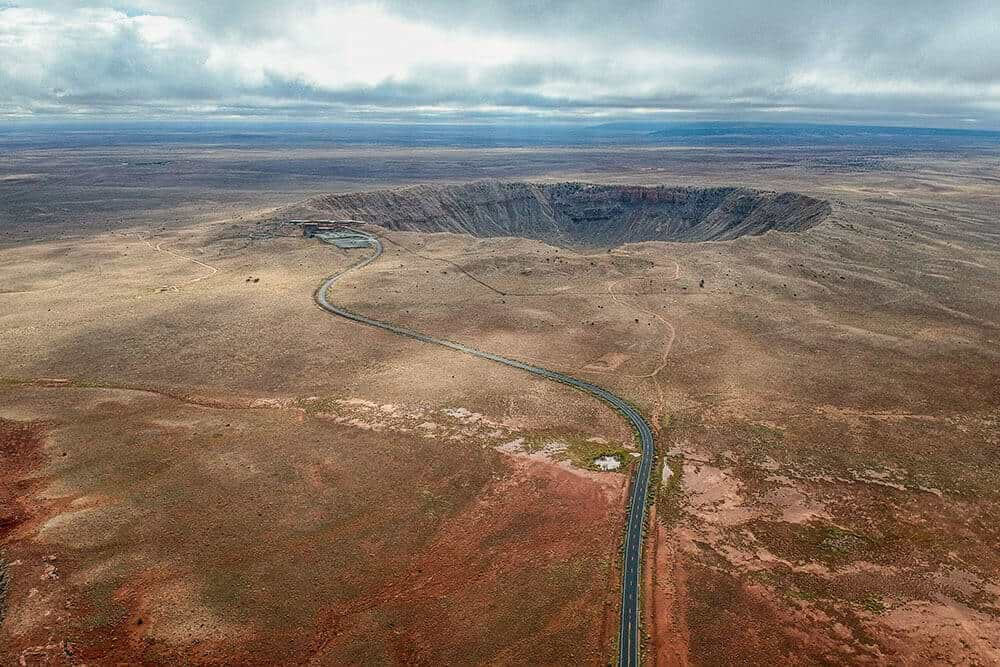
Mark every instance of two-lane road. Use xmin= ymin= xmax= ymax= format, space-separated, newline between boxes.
xmin=312 ymin=227 xmax=655 ymax=666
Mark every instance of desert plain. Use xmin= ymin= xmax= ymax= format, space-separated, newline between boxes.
xmin=1 ymin=129 xmax=998 ymax=665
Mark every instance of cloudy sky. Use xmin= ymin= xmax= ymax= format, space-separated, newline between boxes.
xmin=2 ymin=0 xmax=999 ymax=127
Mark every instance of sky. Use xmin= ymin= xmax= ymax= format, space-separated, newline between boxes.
xmin=2 ymin=0 xmax=999 ymax=128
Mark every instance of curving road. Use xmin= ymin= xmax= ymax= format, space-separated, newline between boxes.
xmin=312 ymin=226 xmax=654 ymax=666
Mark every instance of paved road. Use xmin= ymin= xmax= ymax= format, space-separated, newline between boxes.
xmin=313 ymin=228 xmax=654 ymax=666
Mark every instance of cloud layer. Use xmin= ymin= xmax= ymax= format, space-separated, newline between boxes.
xmin=2 ymin=0 xmax=999 ymax=126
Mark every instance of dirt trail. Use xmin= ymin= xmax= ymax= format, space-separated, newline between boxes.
xmin=136 ymin=234 xmax=219 ymax=289
xmin=600 ymin=254 xmax=681 ymax=421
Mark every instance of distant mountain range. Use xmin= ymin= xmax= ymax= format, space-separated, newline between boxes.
xmin=586 ymin=121 xmax=1000 ymax=147
xmin=2 ymin=120 xmax=998 ymax=151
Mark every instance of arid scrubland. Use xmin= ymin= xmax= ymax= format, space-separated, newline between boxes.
xmin=2 ymin=139 xmax=998 ymax=664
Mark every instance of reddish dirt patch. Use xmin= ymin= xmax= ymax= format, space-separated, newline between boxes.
xmin=0 ymin=418 xmax=70 ymax=664
xmin=307 ymin=456 xmax=626 ymax=664
xmin=0 ymin=418 xmax=48 ymax=542
xmin=660 ymin=409 xmax=1000 ymax=665
xmin=644 ymin=508 xmax=690 ymax=667
xmin=1 ymin=387 xmax=631 ymax=665
xmin=683 ymin=561 xmax=875 ymax=665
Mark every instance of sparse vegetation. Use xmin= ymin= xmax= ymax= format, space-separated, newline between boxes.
xmin=737 ymin=422 xmax=787 ymax=465
xmin=0 ymin=559 xmax=9 ymax=626
xmin=860 ymin=594 xmax=887 ymax=614
xmin=524 ymin=432 xmax=635 ymax=472
xmin=651 ymin=415 xmax=685 ymax=526
xmin=657 ymin=456 xmax=685 ymax=526
xmin=752 ymin=521 xmax=876 ymax=566
xmin=295 ymin=395 xmax=341 ymax=415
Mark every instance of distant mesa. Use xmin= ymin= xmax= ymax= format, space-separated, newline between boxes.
xmin=285 ymin=181 xmax=831 ymax=248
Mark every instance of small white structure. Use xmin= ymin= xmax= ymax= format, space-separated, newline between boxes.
xmin=594 ymin=455 xmax=622 ymax=471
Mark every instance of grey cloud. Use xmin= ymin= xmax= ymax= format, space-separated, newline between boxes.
xmin=2 ymin=0 xmax=1000 ymax=126
xmin=385 ymin=0 xmax=1000 ymax=84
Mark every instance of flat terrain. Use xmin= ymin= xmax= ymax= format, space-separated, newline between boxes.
xmin=1 ymin=132 xmax=998 ymax=664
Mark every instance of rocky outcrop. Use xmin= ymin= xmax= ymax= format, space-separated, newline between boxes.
xmin=285 ymin=181 xmax=831 ymax=247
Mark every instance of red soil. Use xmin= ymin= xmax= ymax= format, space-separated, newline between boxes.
xmin=0 ymin=418 xmax=48 ymax=542
xmin=308 ymin=456 xmax=627 ymax=664
xmin=644 ymin=508 xmax=691 ymax=666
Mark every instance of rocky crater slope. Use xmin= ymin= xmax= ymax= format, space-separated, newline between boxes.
xmin=284 ymin=181 xmax=832 ymax=247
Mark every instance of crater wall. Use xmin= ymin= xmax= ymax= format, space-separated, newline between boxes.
xmin=286 ymin=181 xmax=831 ymax=247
